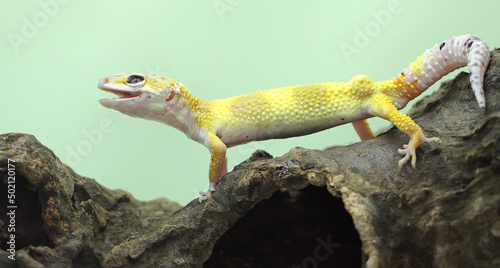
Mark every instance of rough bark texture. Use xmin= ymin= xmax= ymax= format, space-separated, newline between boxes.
xmin=1 ymin=49 xmax=500 ymax=268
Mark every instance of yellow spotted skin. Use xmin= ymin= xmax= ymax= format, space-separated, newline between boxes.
xmin=204 ymin=76 xmax=377 ymax=145
xmin=98 ymin=35 xmax=489 ymax=202
xmin=182 ymin=73 xmax=429 ymax=184
xmin=196 ymin=74 xmax=420 ymax=147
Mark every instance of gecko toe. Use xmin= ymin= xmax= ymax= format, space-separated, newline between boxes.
xmin=198 ymin=182 xmax=216 ymax=203
xmin=398 ymin=146 xmax=416 ymax=168
xmin=423 ymin=137 xmax=441 ymax=144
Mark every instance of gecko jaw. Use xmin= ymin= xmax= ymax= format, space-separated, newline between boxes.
xmin=102 ymin=89 xmax=142 ymax=99
xmin=98 ymin=78 xmax=143 ymax=100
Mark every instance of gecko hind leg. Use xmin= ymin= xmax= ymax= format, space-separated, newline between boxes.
xmin=368 ymin=94 xmax=442 ymax=168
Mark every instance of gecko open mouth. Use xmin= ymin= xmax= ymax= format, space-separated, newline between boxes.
xmin=106 ymin=90 xmax=142 ymax=99
xmin=97 ymin=78 xmax=142 ymax=99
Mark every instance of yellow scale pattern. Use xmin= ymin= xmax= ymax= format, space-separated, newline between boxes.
xmin=188 ymin=68 xmax=431 ymax=183
xmin=204 ymin=76 xmax=377 ymax=135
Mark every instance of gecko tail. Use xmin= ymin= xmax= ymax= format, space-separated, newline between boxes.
xmin=464 ymin=36 xmax=490 ymax=108
xmin=399 ymin=35 xmax=490 ymax=108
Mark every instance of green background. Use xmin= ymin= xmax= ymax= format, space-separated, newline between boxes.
xmin=2 ymin=0 xmax=499 ymax=205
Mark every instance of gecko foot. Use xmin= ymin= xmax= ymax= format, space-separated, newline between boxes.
xmin=398 ymin=136 xmax=440 ymax=168
xmin=198 ymin=182 xmax=216 ymax=203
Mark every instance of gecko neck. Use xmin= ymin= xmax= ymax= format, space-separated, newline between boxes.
xmin=155 ymin=85 xmax=209 ymax=144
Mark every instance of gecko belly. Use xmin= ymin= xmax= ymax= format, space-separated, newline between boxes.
xmin=217 ymin=111 xmax=368 ymax=148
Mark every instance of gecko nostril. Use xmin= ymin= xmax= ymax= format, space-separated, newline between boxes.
xmin=97 ymin=77 xmax=109 ymax=88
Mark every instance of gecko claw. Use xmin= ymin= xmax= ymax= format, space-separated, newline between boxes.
xmin=198 ymin=182 xmax=216 ymax=203
xmin=398 ymin=147 xmax=416 ymax=168
xmin=398 ymin=137 xmax=440 ymax=168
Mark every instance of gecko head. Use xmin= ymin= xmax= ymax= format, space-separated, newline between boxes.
xmin=98 ymin=73 xmax=183 ymax=118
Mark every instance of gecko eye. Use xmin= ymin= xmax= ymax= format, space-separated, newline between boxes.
xmin=125 ymin=73 xmax=146 ymax=87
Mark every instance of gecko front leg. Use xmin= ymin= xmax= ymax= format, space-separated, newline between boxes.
xmin=199 ymin=133 xmax=227 ymax=202
xmin=352 ymin=119 xmax=376 ymax=141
